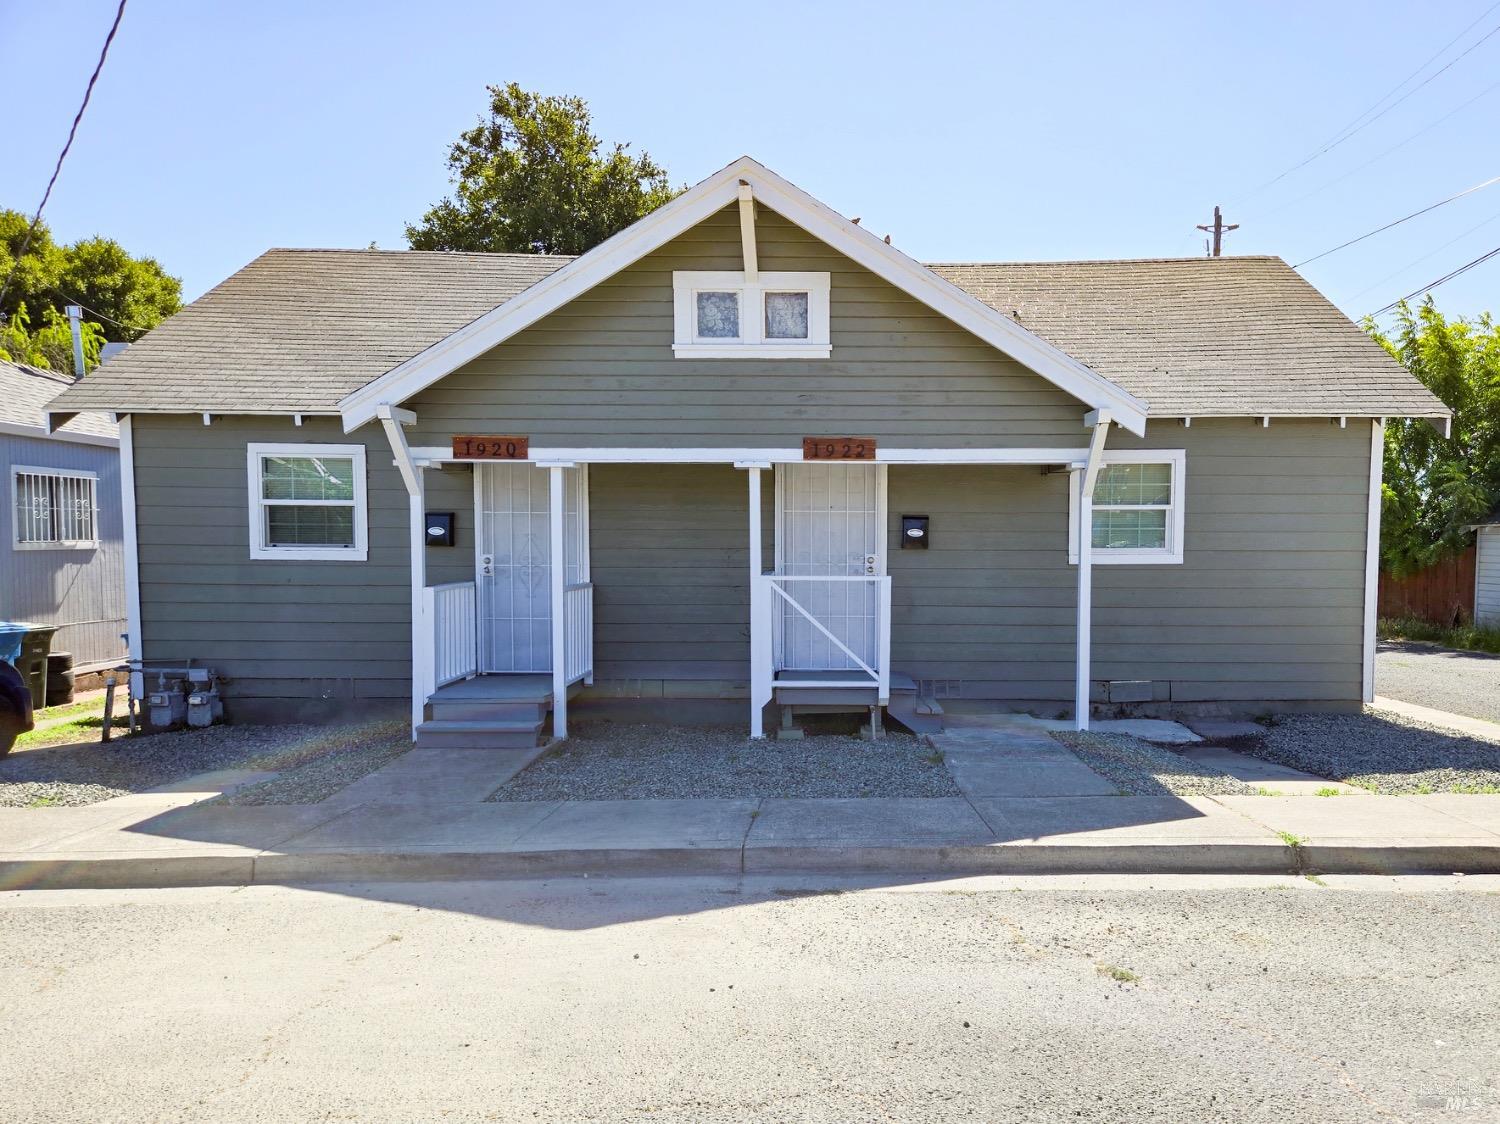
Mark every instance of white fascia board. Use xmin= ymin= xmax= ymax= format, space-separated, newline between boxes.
xmin=336 ymin=156 xmax=1149 ymax=436
xmin=407 ymin=445 xmax=1089 ymax=466
xmin=2 ymin=419 xmax=119 ymax=448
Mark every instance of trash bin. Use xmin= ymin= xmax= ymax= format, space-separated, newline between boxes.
xmin=0 ymin=623 xmax=56 ymax=711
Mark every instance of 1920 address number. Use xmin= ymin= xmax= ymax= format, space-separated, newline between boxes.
xmin=453 ymin=435 xmax=529 ymax=460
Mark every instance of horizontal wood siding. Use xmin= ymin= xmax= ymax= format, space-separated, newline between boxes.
xmin=1 ymin=433 xmax=126 ymax=668
xmin=406 ymin=204 xmax=1086 ymax=449
xmin=1478 ymin=528 xmax=1500 ymax=627
xmin=888 ymin=419 xmax=1368 ymax=704
xmin=132 ymin=415 xmax=414 ymax=705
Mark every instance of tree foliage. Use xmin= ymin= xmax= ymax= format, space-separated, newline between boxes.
xmin=0 ymin=209 xmax=181 ymax=372
xmin=1368 ymin=300 xmax=1500 ymax=577
xmin=406 ymin=83 xmax=678 ymax=256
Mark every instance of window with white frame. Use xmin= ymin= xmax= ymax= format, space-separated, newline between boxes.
xmin=247 ymin=443 xmax=368 ymax=561
xmin=12 ymin=467 xmax=98 ymax=549
xmin=1069 ymin=450 xmax=1186 ymax=565
xmin=672 ymin=271 xmax=831 ymax=357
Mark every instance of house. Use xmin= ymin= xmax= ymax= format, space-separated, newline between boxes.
xmin=2 ymin=359 xmax=127 ymax=674
xmin=1477 ymin=508 xmax=1500 ymax=627
xmin=45 ymin=157 xmax=1449 ymax=745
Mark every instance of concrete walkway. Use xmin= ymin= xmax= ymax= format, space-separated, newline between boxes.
xmin=1372 ymin=695 xmax=1500 ymax=741
xmin=4 ymin=720 xmax=1500 ymax=887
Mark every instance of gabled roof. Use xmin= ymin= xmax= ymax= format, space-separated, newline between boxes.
xmin=43 ymin=158 xmax=1449 ymax=430
xmin=933 ymin=258 xmax=1447 ymax=419
xmin=45 ymin=249 xmax=566 ymax=416
xmin=336 ymin=157 xmax=1149 ymax=434
xmin=0 ymin=361 xmax=118 ymax=445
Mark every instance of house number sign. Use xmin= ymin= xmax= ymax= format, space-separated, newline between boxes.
xmin=452 ymin=435 xmax=529 ymax=460
xmin=802 ymin=436 xmax=877 ymax=460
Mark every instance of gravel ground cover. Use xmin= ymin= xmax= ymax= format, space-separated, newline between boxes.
xmin=1233 ymin=710 xmax=1500 ymax=794
xmin=1052 ymin=731 xmax=1258 ymax=796
xmin=212 ymin=721 xmax=410 ymax=805
xmin=1377 ymin=639 xmax=1500 ymax=724
xmin=0 ymin=720 xmax=409 ymax=808
xmin=490 ymin=722 xmax=959 ymax=800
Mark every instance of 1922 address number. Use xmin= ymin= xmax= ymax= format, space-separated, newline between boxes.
xmin=802 ymin=437 xmax=877 ymax=460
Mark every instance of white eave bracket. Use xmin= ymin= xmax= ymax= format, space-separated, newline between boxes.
xmin=376 ymin=404 xmax=421 ymax=496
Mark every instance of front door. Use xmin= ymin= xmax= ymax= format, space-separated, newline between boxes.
xmin=475 ymin=463 xmax=587 ymax=673
xmin=775 ymin=462 xmax=886 ymax=671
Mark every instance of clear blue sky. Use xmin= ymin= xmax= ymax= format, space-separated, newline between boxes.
xmin=4 ymin=0 xmax=1498 ymax=324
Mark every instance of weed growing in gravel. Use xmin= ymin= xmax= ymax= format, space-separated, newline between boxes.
xmin=1096 ymin=963 xmax=1139 ymax=984
xmin=26 ymin=794 xmax=64 ymax=808
xmin=925 ymin=749 xmax=945 ymax=765
xmin=1451 ymin=782 xmax=1500 ymax=794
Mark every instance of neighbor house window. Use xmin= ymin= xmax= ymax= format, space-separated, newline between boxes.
xmin=1069 ymin=450 xmax=1185 ymax=565
xmin=672 ymin=271 xmax=830 ymax=357
xmin=12 ymin=467 xmax=98 ymax=549
xmin=247 ymin=443 xmax=368 ymax=561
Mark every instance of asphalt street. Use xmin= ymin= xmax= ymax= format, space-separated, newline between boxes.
xmin=3 ymin=874 xmax=1498 ymax=1123
xmin=1378 ymin=639 xmax=1500 ymax=723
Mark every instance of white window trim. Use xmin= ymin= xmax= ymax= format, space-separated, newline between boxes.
xmin=672 ymin=271 xmax=831 ymax=358
xmin=1069 ymin=449 xmax=1186 ymax=565
xmin=247 ymin=442 xmax=368 ymax=561
xmin=11 ymin=465 xmax=100 ymax=550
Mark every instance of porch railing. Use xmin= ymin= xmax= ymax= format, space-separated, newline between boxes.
xmin=426 ymin=580 xmax=477 ymax=689
xmin=752 ymin=574 xmax=892 ymax=704
xmin=564 ymin=581 xmax=594 ymax=686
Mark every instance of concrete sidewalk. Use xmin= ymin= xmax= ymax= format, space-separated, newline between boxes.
xmin=5 ymin=712 xmax=1500 ymax=889
xmin=4 ymin=783 xmax=1500 ymax=889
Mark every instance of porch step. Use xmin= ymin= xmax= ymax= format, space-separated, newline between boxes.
xmin=415 ymin=718 xmax=545 ymax=750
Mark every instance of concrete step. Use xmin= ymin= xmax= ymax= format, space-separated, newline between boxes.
xmin=428 ymin=699 xmax=548 ymax=723
xmin=886 ymin=697 xmax=943 ymax=735
xmin=416 ymin=718 xmax=545 ymax=750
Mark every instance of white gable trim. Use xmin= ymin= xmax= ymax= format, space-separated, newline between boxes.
xmin=337 ymin=157 xmax=1149 ymax=436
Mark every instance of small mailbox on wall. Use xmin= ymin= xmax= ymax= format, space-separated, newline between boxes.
xmin=901 ymin=515 xmax=929 ymax=549
xmin=425 ymin=512 xmax=455 ymax=547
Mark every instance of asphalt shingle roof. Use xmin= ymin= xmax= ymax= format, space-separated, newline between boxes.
xmin=46 ymin=248 xmax=1447 ymax=420
xmin=1 ymin=361 xmax=118 ymax=441
xmin=931 ymin=257 xmax=1446 ymax=418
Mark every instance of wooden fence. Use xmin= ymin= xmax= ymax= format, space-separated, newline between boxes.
xmin=1378 ymin=544 xmax=1476 ymax=625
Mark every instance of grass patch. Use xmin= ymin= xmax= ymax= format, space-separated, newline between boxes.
xmin=1314 ymin=787 xmax=1345 ymax=797
xmin=1096 ymin=963 xmax=1139 ymax=984
xmin=14 ymin=714 xmax=130 ymax=751
xmin=1379 ymin=616 xmax=1500 ymax=656
xmin=1255 ymin=786 xmax=1283 ymax=796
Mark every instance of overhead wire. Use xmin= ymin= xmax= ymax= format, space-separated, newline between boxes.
xmin=0 ymin=0 xmax=128 ymax=314
xmin=1291 ymin=174 xmax=1500 ymax=268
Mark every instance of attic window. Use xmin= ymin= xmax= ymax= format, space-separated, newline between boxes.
xmin=673 ymin=272 xmax=830 ymax=358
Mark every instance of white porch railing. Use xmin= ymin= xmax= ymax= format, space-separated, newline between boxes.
xmin=753 ymin=574 xmax=892 ymax=705
xmin=564 ymin=581 xmax=594 ymax=686
xmin=426 ymin=580 xmax=477 ymax=689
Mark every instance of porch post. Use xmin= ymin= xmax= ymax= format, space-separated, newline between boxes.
xmin=377 ymin=404 xmax=426 ymax=740
xmin=1075 ymin=414 xmax=1111 ymax=732
xmin=549 ymin=464 xmax=567 ymax=739
xmin=746 ymin=465 xmax=766 ymax=738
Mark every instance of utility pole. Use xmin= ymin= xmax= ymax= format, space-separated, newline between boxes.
xmin=1196 ymin=206 xmax=1239 ymax=257
xmin=65 ymin=304 xmax=86 ymax=378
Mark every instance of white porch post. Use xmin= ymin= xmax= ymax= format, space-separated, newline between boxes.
xmin=745 ymin=464 xmax=767 ymax=738
xmin=377 ymin=405 xmax=426 ymax=739
xmin=1075 ymin=414 xmax=1111 ymax=732
xmin=549 ymin=464 xmax=568 ymax=739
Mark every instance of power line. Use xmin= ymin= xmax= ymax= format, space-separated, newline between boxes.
xmin=1252 ymin=72 xmax=1500 ymax=222
xmin=0 ymin=0 xmax=128 ymax=314
xmin=1368 ymin=243 xmax=1500 ymax=316
xmin=1292 ymin=173 xmax=1500 ymax=268
xmin=50 ymin=287 xmax=152 ymax=335
xmin=1253 ymin=5 xmax=1500 ymax=195
xmin=1348 ymin=206 xmax=1500 ymax=300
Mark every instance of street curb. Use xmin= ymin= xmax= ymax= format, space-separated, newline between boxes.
xmin=5 ymin=839 xmax=1500 ymax=889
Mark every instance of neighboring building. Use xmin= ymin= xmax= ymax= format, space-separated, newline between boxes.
xmin=1477 ymin=509 xmax=1500 ymax=628
xmin=46 ymin=157 xmax=1449 ymax=744
xmin=2 ymin=360 xmax=126 ymax=670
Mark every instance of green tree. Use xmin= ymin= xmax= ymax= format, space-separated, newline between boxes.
xmin=0 ymin=210 xmax=181 ymax=372
xmin=1367 ymin=300 xmax=1500 ymax=577
xmin=406 ymin=83 xmax=678 ymax=255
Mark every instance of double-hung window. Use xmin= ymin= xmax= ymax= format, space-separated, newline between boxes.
xmin=672 ymin=271 xmax=831 ymax=358
xmin=1069 ymin=450 xmax=1186 ymax=565
xmin=247 ymin=443 xmax=368 ymax=561
xmin=12 ymin=467 xmax=98 ymax=549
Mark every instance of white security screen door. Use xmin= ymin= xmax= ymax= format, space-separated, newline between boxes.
xmin=476 ymin=463 xmax=587 ymax=673
xmin=775 ymin=462 xmax=886 ymax=671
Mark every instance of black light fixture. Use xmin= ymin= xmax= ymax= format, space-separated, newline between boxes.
xmin=425 ymin=512 xmax=455 ymax=547
xmin=901 ymin=515 xmax=929 ymax=549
